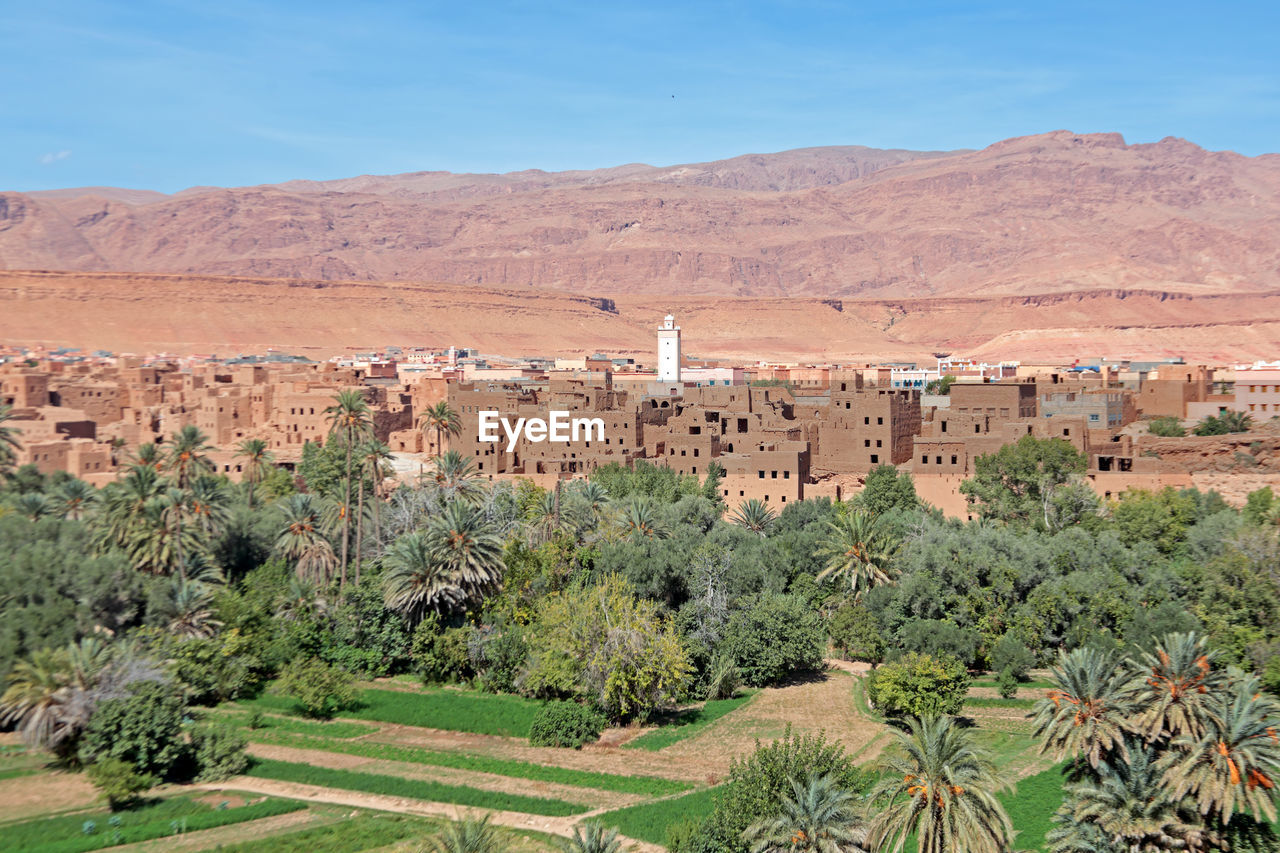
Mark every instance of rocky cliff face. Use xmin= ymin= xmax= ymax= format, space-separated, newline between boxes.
xmin=3 ymin=132 xmax=1277 ymax=302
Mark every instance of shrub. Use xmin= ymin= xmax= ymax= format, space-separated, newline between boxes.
xmin=469 ymin=623 xmax=528 ymax=693
xmin=528 ymin=701 xmax=607 ymax=749
xmin=189 ymin=725 xmax=249 ymax=782
xmin=86 ymin=757 xmax=155 ymax=810
xmin=78 ymin=681 xmax=187 ymax=778
xmin=1148 ymin=416 xmax=1185 ymax=437
xmin=411 ymin=617 xmax=473 ymax=685
xmin=277 ymin=657 xmax=357 ymax=719
xmin=720 ymin=593 xmax=825 ymax=686
xmin=900 ymin=618 xmax=980 ymax=668
xmin=1262 ymin=656 xmax=1280 ymax=697
xmin=996 ymin=666 xmax=1019 ymax=699
xmin=866 ymin=652 xmax=970 ymax=717
xmin=703 ymin=654 xmax=740 ymax=701
xmin=989 ymin=631 xmax=1035 ymax=679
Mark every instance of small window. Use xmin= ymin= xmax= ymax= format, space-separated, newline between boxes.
xmin=758 ymin=470 xmax=765 ymax=479
xmin=922 ymin=455 xmax=928 ymax=464
xmin=877 ymin=417 xmax=883 ymax=425
xmin=951 ymin=455 xmax=958 ymax=465
xmin=870 ymin=454 xmax=879 ymax=463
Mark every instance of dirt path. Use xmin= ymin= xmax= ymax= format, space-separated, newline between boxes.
xmin=0 ymin=770 xmax=98 ymax=822
xmin=197 ymin=777 xmax=666 ymax=853
xmin=245 ymin=742 xmax=645 ymax=810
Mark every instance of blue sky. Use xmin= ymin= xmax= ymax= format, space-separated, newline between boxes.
xmin=4 ymin=0 xmax=1277 ymax=192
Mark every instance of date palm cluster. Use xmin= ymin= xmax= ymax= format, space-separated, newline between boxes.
xmin=1032 ymin=632 xmax=1280 ymax=852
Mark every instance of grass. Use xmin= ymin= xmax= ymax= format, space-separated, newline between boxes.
xmin=242 ymin=729 xmax=691 ymax=796
xmin=0 ymin=796 xmax=304 ymax=853
xmin=624 ymin=693 xmax=755 ymax=751
xmin=595 ymin=787 xmax=720 ymax=845
xmin=245 ymin=758 xmax=589 ymax=816
xmin=972 ymin=677 xmax=1054 ymax=690
xmin=0 ymin=767 xmax=39 ymax=782
xmin=218 ymin=710 xmax=377 ymax=739
xmin=1000 ymin=764 xmax=1068 ymax=851
xmin=965 ymin=696 xmax=1037 ymax=710
xmin=205 ymin=812 xmax=427 ymax=853
xmin=241 ymin=686 xmax=545 ymax=737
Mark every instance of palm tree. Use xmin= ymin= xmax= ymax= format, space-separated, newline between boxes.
xmin=0 ymin=638 xmax=112 ymax=752
xmin=185 ymin=475 xmax=232 ymax=540
xmin=163 ymin=579 xmax=223 ymax=639
xmin=165 ymin=425 xmax=214 ymax=489
xmin=1128 ymin=631 xmax=1225 ymax=742
xmin=615 ymin=495 xmax=670 ymax=540
xmin=325 ymin=389 xmax=373 ymax=587
xmin=11 ymin=492 xmax=51 ymax=521
xmin=52 ymin=478 xmax=98 ymax=520
xmin=234 ymin=438 xmax=274 ymax=508
xmin=130 ymin=442 xmax=163 ymax=470
xmin=560 ymin=822 xmax=624 ymax=853
xmin=1032 ymin=646 xmax=1134 ymax=771
xmin=381 ymin=531 xmax=464 ymax=625
xmin=528 ymin=488 xmax=572 ymax=544
xmin=1165 ymin=673 xmax=1280 ymax=824
xmin=425 ymin=500 xmax=504 ymax=598
xmin=730 ymin=498 xmax=777 ymax=536
xmin=868 ymin=715 xmax=1013 ymax=853
xmin=95 ymin=463 xmax=166 ymax=553
xmin=354 ymin=439 xmax=393 ymax=584
xmin=0 ymin=404 xmax=21 ymax=475
xmin=745 ymin=773 xmax=869 ymax=852
xmin=419 ymin=814 xmax=497 ymax=853
xmin=1048 ymin=739 xmax=1202 ymax=853
xmin=816 ymin=509 xmax=898 ymax=599
xmin=273 ymin=493 xmax=338 ymax=584
xmin=428 ymin=450 xmax=483 ymax=502
xmin=419 ymin=400 xmax=461 ymax=456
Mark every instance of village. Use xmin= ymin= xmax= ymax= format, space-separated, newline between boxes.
xmin=4 ymin=314 xmax=1278 ymax=516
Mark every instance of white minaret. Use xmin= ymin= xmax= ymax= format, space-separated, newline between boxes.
xmin=657 ymin=314 xmax=681 ymax=382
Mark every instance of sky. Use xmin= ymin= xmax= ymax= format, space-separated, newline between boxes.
xmin=3 ymin=0 xmax=1278 ymax=193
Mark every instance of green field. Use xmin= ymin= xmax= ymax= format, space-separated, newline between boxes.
xmin=624 ymin=693 xmax=755 ymax=751
xmin=240 ymin=729 xmax=691 ymax=796
xmin=595 ymin=787 xmax=720 ymax=845
xmin=241 ymin=686 xmax=546 ymax=737
xmin=1000 ymin=764 xmax=1068 ymax=851
xmin=245 ymin=758 xmax=589 ymax=816
xmin=206 ymin=813 xmax=426 ymax=853
xmin=217 ymin=710 xmax=377 ymax=739
xmin=0 ymin=796 xmax=304 ymax=853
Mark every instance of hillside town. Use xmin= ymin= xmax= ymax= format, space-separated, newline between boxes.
xmin=4 ymin=315 xmax=1278 ymax=516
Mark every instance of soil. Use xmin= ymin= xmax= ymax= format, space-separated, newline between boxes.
xmin=0 ymin=770 xmax=99 ymax=822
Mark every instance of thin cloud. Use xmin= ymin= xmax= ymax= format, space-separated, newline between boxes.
xmin=39 ymin=150 xmax=72 ymax=165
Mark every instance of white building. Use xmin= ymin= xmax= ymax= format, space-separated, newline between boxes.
xmin=657 ymin=314 xmax=681 ymax=382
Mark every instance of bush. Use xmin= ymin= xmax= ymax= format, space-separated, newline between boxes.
xmin=78 ymin=681 xmax=187 ymax=778
xmin=469 ymin=623 xmax=528 ymax=693
xmin=1148 ymin=416 xmax=1185 ymax=437
xmin=86 ymin=757 xmax=155 ymax=810
xmin=866 ymin=652 xmax=970 ymax=717
xmin=996 ymin=666 xmax=1019 ymax=699
xmin=1262 ymin=656 xmax=1280 ymax=698
xmin=411 ymin=617 xmax=473 ymax=684
xmin=528 ymin=702 xmax=606 ymax=749
xmin=189 ymin=725 xmax=249 ymax=782
xmin=277 ymin=657 xmax=357 ymax=719
xmin=720 ymin=593 xmax=825 ymax=686
xmin=989 ymin=631 xmax=1035 ymax=679
xmin=900 ymin=618 xmax=980 ymax=668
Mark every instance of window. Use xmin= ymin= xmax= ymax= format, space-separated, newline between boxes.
xmin=864 ymin=417 xmax=870 ymax=425
xmin=771 ymin=471 xmax=778 ymax=479
xmin=950 ymin=455 xmax=957 ymax=465
xmin=864 ymin=439 xmax=871 ymax=447
xmin=936 ymin=456 xmax=942 ymax=465
xmin=975 ymin=424 xmax=981 ymax=433
xmin=783 ymin=471 xmax=790 ymax=479
xmin=876 ymin=439 xmax=882 ymax=447
xmin=870 ymin=454 xmax=878 ymax=463
xmin=922 ymin=455 xmax=928 ymax=464
xmin=877 ymin=417 xmax=883 ymax=425
xmin=758 ymin=470 xmax=765 ymax=479
xmin=941 ymin=421 xmax=947 ymax=433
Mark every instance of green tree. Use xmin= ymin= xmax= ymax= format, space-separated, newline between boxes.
xmin=705 ymin=728 xmax=867 ymax=853
xmin=857 ymin=465 xmax=920 ymax=515
xmin=277 ymin=656 xmax=357 ymax=719
xmin=78 ymin=680 xmax=187 ymax=778
xmin=418 ymin=400 xmax=461 ymax=455
xmin=865 ymin=652 xmax=970 ymax=718
xmin=0 ymin=404 xmax=21 ymax=476
xmin=1110 ymin=487 xmax=1197 ymax=555
xmin=868 ymin=715 xmax=1013 ymax=853
xmin=744 ymin=772 xmax=869 ymax=853
xmin=422 ymin=814 xmax=499 ymax=853
xmin=1244 ymin=487 xmax=1275 ymax=526
xmin=425 ymin=500 xmax=504 ymax=601
xmin=1032 ymin=646 xmax=1133 ymax=770
xmin=383 ymin=533 xmax=464 ymax=626
xmin=815 ymin=508 xmax=898 ymax=599
xmin=1194 ymin=411 xmax=1252 ymax=436
xmin=721 ymin=593 xmax=826 ymax=686
xmin=273 ymin=493 xmax=337 ymax=583
xmin=85 ymin=757 xmax=155 ymax=811
xmin=165 ymin=425 xmax=214 ymax=489
xmin=324 ymin=389 xmax=373 ymax=587
xmin=559 ymin=822 xmax=623 ymax=853
xmin=828 ymin=604 xmax=886 ymax=666
xmin=234 ymin=438 xmax=274 ymax=509
xmin=960 ymin=435 xmax=1087 ymax=528
xmin=729 ymin=499 xmax=777 ymax=536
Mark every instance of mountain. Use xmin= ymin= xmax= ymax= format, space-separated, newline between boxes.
xmin=2 ymin=131 xmax=1279 ymax=359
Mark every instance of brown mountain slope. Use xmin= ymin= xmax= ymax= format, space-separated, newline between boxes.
xmin=4 ymin=270 xmax=1280 ymax=363
xmin=2 ymin=132 xmax=1277 ymax=301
